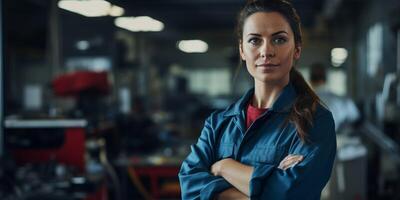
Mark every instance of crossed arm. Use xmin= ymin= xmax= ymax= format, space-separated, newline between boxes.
xmin=211 ymin=155 xmax=304 ymax=199
xmin=179 ymin=111 xmax=336 ymax=199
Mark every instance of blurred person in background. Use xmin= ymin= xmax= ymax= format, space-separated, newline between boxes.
xmin=179 ymin=0 xmax=336 ymax=199
xmin=310 ymin=62 xmax=360 ymax=133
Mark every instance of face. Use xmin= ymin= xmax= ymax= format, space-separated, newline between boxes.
xmin=239 ymin=11 xmax=301 ymax=85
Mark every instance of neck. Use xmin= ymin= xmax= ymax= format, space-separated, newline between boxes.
xmin=252 ymin=78 xmax=289 ymax=109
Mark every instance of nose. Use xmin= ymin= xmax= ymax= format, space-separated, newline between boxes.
xmin=260 ymin=41 xmax=275 ymax=58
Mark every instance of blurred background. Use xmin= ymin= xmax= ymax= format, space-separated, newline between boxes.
xmin=1 ymin=0 xmax=400 ymax=199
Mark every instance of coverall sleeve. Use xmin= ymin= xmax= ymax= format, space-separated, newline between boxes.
xmin=249 ymin=111 xmax=337 ymax=200
xmin=179 ymin=116 xmax=232 ymax=200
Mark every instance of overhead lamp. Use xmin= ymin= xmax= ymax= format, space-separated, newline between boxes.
xmin=109 ymin=5 xmax=124 ymax=17
xmin=178 ymin=40 xmax=208 ymax=53
xmin=331 ymin=48 xmax=348 ymax=67
xmin=58 ymin=0 xmax=111 ymax=17
xmin=114 ymin=16 xmax=164 ymax=32
xmin=76 ymin=40 xmax=90 ymax=50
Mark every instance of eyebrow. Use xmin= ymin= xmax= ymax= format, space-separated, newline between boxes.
xmin=246 ymin=31 xmax=288 ymax=37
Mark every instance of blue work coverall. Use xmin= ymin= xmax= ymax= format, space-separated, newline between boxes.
xmin=179 ymin=83 xmax=337 ymax=200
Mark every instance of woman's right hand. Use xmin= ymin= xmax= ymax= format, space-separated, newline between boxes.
xmin=278 ymin=154 xmax=304 ymax=170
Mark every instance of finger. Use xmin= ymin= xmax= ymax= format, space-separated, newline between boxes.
xmin=281 ymin=160 xmax=300 ymax=170
xmin=278 ymin=160 xmax=298 ymax=170
xmin=278 ymin=155 xmax=304 ymax=170
xmin=210 ymin=162 xmax=219 ymax=176
xmin=281 ymin=154 xmax=304 ymax=162
xmin=286 ymin=155 xmax=304 ymax=163
xmin=286 ymin=154 xmax=304 ymax=160
xmin=279 ymin=159 xmax=300 ymax=170
xmin=279 ymin=158 xmax=296 ymax=170
xmin=279 ymin=155 xmax=303 ymax=166
xmin=282 ymin=156 xmax=303 ymax=167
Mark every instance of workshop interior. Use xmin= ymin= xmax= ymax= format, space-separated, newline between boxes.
xmin=1 ymin=0 xmax=400 ymax=199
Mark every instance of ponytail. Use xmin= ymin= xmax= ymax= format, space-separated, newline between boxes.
xmin=288 ymin=68 xmax=320 ymax=142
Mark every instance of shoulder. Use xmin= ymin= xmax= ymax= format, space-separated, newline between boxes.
xmin=205 ymin=108 xmax=230 ymax=125
xmin=204 ymin=100 xmax=240 ymax=126
xmin=308 ymin=103 xmax=336 ymax=141
xmin=314 ymin=103 xmax=333 ymax=120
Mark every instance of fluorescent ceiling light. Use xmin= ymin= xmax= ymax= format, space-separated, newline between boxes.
xmin=109 ymin=5 xmax=124 ymax=17
xmin=178 ymin=40 xmax=208 ymax=53
xmin=331 ymin=48 xmax=348 ymax=67
xmin=114 ymin=16 xmax=164 ymax=32
xmin=58 ymin=0 xmax=111 ymax=17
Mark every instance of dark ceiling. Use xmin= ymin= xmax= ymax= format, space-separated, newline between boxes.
xmin=4 ymin=0 xmax=336 ymax=51
xmin=108 ymin=0 xmax=325 ymax=32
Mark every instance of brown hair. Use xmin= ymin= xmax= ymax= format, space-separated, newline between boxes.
xmin=236 ymin=0 xmax=320 ymax=141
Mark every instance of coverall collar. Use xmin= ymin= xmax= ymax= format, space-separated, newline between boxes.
xmin=224 ymin=82 xmax=297 ymax=117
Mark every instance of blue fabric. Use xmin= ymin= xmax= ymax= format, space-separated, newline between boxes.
xmin=179 ymin=83 xmax=337 ymax=200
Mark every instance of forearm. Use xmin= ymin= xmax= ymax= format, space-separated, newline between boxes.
xmin=180 ymin=166 xmax=233 ymax=200
xmin=216 ymin=188 xmax=249 ymax=200
xmin=211 ymin=155 xmax=304 ymax=197
xmin=218 ymin=160 xmax=253 ymax=196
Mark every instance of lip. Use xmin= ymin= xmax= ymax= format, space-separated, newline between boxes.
xmin=256 ymin=63 xmax=279 ymax=67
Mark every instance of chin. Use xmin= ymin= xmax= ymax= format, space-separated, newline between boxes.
xmin=255 ymin=74 xmax=289 ymax=85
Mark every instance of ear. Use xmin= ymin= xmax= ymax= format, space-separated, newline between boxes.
xmin=239 ymin=41 xmax=246 ymax=61
xmin=294 ymin=45 xmax=301 ymax=60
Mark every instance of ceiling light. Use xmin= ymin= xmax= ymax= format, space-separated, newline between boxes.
xmin=58 ymin=0 xmax=111 ymax=17
xmin=178 ymin=40 xmax=208 ymax=53
xmin=76 ymin=40 xmax=90 ymax=50
xmin=109 ymin=5 xmax=124 ymax=17
xmin=114 ymin=16 xmax=164 ymax=32
xmin=331 ymin=48 xmax=348 ymax=67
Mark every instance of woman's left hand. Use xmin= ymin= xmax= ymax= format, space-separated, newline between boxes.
xmin=278 ymin=154 xmax=304 ymax=170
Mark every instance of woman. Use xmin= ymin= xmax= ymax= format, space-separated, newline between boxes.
xmin=179 ymin=0 xmax=336 ymax=199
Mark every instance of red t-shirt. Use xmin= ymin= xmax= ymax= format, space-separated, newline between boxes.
xmin=246 ymin=101 xmax=268 ymax=129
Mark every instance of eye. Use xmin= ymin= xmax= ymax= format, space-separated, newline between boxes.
xmin=248 ymin=37 xmax=261 ymax=46
xmin=272 ymin=37 xmax=287 ymax=45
